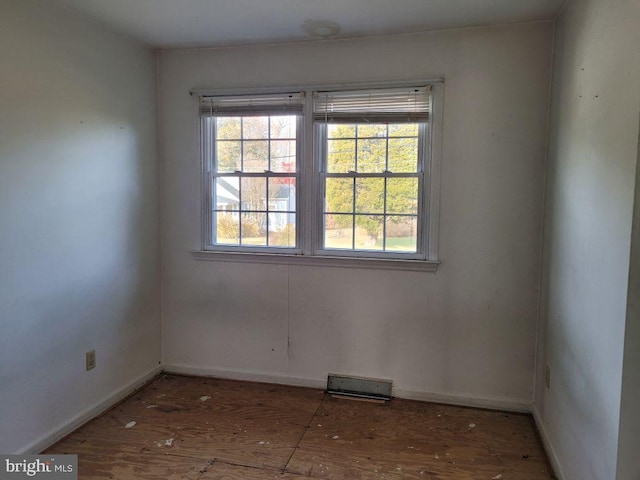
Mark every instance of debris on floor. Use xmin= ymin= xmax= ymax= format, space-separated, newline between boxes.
xmin=124 ymin=421 xmax=136 ymax=429
xmin=200 ymin=395 xmax=211 ymax=402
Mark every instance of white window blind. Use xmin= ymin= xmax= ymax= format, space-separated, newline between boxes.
xmin=313 ymin=86 xmax=430 ymax=123
xmin=200 ymin=92 xmax=305 ymax=116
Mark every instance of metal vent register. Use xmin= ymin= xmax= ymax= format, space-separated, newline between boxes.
xmin=327 ymin=374 xmax=392 ymax=401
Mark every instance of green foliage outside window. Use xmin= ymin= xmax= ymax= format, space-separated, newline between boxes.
xmin=325 ymin=124 xmax=420 ymax=247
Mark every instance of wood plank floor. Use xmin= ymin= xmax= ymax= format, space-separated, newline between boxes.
xmin=44 ymin=374 xmax=555 ymax=479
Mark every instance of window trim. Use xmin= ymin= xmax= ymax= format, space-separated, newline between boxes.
xmin=194 ymin=80 xmax=444 ymax=272
xmin=189 ymin=249 xmax=439 ymax=272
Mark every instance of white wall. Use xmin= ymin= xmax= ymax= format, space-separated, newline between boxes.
xmin=617 ymin=114 xmax=640 ymax=480
xmin=535 ymin=0 xmax=640 ymax=479
xmin=0 ymin=0 xmax=160 ymax=453
xmin=159 ymin=22 xmax=553 ymax=408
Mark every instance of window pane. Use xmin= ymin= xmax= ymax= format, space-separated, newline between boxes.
xmin=242 ymin=116 xmax=268 ymax=139
xmin=216 ymin=117 xmax=241 ymax=139
xmin=216 ymin=141 xmax=241 ymax=172
xmin=268 ymin=177 xmax=295 ymax=213
xmin=324 ymin=214 xmax=353 ymax=250
xmin=271 ymin=140 xmax=296 ymax=172
xmin=325 ymin=178 xmax=353 ymax=213
xmin=327 ymin=139 xmax=355 ymax=173
xmin=388 ymin=138 xmax=418 ymax=173
xmin=270 ymin=116 xmax=296 ymax=139
xmin=358 ymin=124 xmax=387 ymax=138
xmin=241 ymin=212 xmax=266 ymax=245
xmin=386 ymin=216 xmax=417 ymax=252
xmin=386 ymin=178 xmax=418 ymax=214
xmin=355 ymin=215 xmax=384 ymax=251
xmin=241 ymin=177 xmax=266 ymax=211
xmin=269 ymin=215 xmax=296 ymax=247
xmin=328 ymin=124 xmax=355 ymax=139
xmin=215 ymin=212 xmax=239 ymax=245
xmin=267 ymin=177 xmax=296 ymax=247
xmin=215 ymin=177 xmax=240 ymax=210
xmin=389 ymin=123 xmax=418 ymax=137
xmin=357 ymin=138 xmax=386 ymax=172
xmin=243 ymin=140 xmax=268 ymax=172
xmin=355 ymin=178 xmax=384 ymax=214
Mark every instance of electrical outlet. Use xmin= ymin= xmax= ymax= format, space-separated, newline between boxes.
xmin=86 ymin=350 xmax=96 ymax=371
xmin=545 ymin=365 xmax=551 ymax=389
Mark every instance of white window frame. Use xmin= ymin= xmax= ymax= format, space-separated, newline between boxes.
xmin=313 ymin=120 xmax=428 ymax=261
xmin=193 ymin=81 xmax=443 ymax=272
xmin=201 ymin=93 xmax=304 ymax=254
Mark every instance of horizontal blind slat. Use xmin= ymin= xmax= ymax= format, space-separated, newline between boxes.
xmin=313 ymin=86 xmax=430 ymax=122
xmin=200 ymin=92 xmax=305 ymax=116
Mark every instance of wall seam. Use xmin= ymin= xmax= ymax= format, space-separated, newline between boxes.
xmin=156 ymin=49 xmax=165 ymax=366
xmin=531 ymin=13 xmax=558 ymax=410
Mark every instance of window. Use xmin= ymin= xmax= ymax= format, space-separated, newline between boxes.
xmin=201 ymin=93 xmax=304 ymax=251
xmin=314 ymin=87 xmax=430 ymax=259
xmin=199 ymin=83 xmax=440 ymax=269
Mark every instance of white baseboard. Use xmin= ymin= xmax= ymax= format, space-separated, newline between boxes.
xmin=163 ymin=363 xmax=532 ymax=413
xmin=162 ymin=364 xmax=327 ymax=390
xmin=17 ymin=365 xmax=162 ymax=455
xmin=532 ymin=403 xmax=567 ymax=480
xmin=393 ymin=388 xmax=532 ymax=413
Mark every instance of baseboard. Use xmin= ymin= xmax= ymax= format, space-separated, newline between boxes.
xmin=162 ymin=364 xmax=327 ymax=390
xmin=393 ymin=388 xmax=532 ymax=413
xmin=17 ymin=365 xmax=162 ymax=455
xmin=532 ymin=403 xmax=567 ymax=480
xmin=163 ymin=364 xmax=532 ymax=413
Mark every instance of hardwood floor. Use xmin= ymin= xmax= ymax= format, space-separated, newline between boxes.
xmin=45 ymin=374 xmax=555 ymax=479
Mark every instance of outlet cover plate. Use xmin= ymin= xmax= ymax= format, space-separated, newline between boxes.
xmin=86 ymin=350 xmax=96 ymax=371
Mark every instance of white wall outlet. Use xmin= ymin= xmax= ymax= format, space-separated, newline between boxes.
xmin=86 ymin=350 xmax=96 ymax=371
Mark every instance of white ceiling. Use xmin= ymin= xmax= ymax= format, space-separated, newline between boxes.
xmin=53 ymin=0 xmax=565 ymax=49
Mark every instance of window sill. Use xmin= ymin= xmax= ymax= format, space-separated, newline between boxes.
xmin=189 ymin=250 xmax=439 ymax=272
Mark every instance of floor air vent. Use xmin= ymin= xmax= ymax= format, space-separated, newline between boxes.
xmin=327 ymin=374 xmax=392 ymax=402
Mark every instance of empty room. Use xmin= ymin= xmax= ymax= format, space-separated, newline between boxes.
xmin=1 ymin=0 xmax=639 ymax=479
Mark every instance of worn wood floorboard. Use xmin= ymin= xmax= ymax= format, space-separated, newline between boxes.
xmin=285 ymin=398 xmax=552 ymax=479
xmin=44 ymin=374 xmax=555 ymax=479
